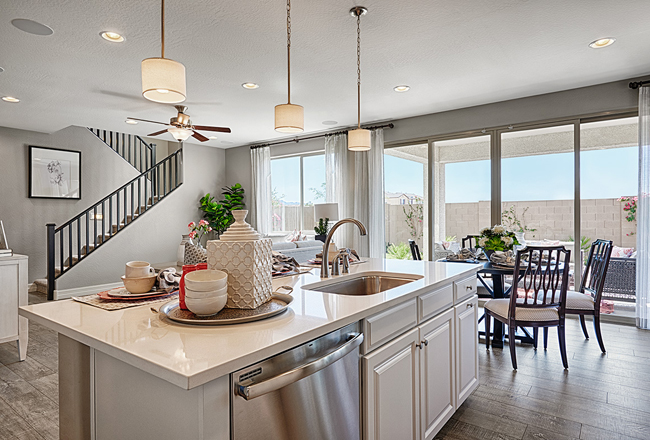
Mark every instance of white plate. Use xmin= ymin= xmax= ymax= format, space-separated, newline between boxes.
xmin=107 ymin=287 xmax=171 ymax=298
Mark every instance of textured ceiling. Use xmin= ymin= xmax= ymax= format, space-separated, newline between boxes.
xmin=1 ymin=0 xmax=650 ymax=149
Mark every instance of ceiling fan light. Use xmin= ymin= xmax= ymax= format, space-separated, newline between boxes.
xmin=141 ymin=58 xmax=186 ymax=103
xmin=274 ymin=103 xmax=304 ymax=133
xmin=168 ymin=126 xmax=193 ymax=141
xmin=348 ymin=128 xmax=371 ymax=151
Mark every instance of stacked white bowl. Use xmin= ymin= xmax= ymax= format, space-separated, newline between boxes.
xmin=184 ymin=269 xmax=228 ymax=316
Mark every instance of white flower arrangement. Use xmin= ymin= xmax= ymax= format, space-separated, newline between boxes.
xmin=476 ymin=225 xmax=519 ymax=252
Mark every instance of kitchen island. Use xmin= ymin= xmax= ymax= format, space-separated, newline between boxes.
xmin=20 ymin=258 xmax=480 ymax=440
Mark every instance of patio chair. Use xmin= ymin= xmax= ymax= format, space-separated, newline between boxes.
xmin=485 ymin=245 xmax=571 ymax=369
xmin=538 ymin=239 xmax=613 ymax=353
xmin=408 ymin=239 xmax=422 ymax=261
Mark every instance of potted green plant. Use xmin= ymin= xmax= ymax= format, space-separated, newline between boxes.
xmin=476 ymin=225 xmax=520 ymax=261
xmin=501 ymin=205 xmax=536 ymax=245
xmin=314 ymin=218 xmax=330 ymax=242
xmin=199 ymin=183 xmax=245 ymax=236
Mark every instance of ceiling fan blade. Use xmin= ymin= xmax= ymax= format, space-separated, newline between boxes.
xmin=192 ymin=131 xmax=210 ymax=142
xmin=193 ymin=125 xmax=232 ymax=133
xmin=148 ymin=129 xmax=169 ymax=137
xmin=127 ymin=117 xmax=168 ymax=125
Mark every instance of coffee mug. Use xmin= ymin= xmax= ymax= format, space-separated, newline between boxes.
xmin=125 ymin=261 xmax=154 ymax=278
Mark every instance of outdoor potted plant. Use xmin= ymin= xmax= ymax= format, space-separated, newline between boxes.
xmin=501 ymin=205 xmax=536 ymax=245
xmin=314 ymin=218 xmax=330 ymax=243
xmin=476 ymin=225 xmax=520 ymax=261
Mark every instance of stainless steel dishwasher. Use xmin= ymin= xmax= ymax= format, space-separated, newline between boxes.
xmin=231 ymin=322 xmax=363 ymax=440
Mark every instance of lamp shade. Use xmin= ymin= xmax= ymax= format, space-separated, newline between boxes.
xmin=348 ymin=128 xmax=371 ymax=151
xmin=274 ymin=103 xmax=304 ymax=133
xmin=314 ymin=203 xmax=339 ymax=222
xmin=141 ymin=57 xmax=186 ymax=104
xmin=168 ymin=126 xmax=192 ymax=141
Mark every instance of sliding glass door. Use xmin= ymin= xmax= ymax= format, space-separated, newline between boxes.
xmin=384 ymin=144 xmax=428 ymax=259
xmin=580 ymin=116 xmax=639 ymax=317
xmin=433 ymin=135 xmax=491 ymax=245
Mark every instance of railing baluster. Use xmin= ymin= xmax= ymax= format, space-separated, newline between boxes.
xmin=163 ymin=161 xmax=167 ymax=196
xmin=123 ymin=187 xmax=127 ymax=226
xmin=77 ymin=217 xmax=81 ymax=263
xmin=130 ymin=182 xmax=134 ymax=222
xmin=68 ymin=225 xmax=72 ymax=270
xmin=46 ymin=224 xmax=55 ymax=300
xmin=109 ymin=195 xmax=113 ymax=237
xmin=86 ymin=211 xmax=89 ymax=255
xmin=139 ymin=138 xmax=142 ymax=172
xmin=101 ymin=201 xmax=106 ymax=242
xmin=93 ymin=206 xmax=98 ymax=248
xmin=59 ymin=230 xmax=64 ymax=274
xmin=116 ymin=192 xmax=120 ymax=233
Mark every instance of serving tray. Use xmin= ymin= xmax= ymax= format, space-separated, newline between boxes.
xmin=157 ymin=293 xmax=293 ymax=326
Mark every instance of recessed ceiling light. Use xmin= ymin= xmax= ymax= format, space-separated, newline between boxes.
xmin=0 ymin=67 xmax=4 ymax=73
xmin=11 ymin=18 xmax=53 ymax=36
xmin=393 ymin=85 xmax=410 ymax=92
xmin=589 ymin=37 xmax=616 ymax=49
xmin=125 ymin=119 xmax=138 ymax=125
xmin=2 ymin=96 xmax=20 ymax=103
xmin=242 ymin=83 xmax=259 ymax=89
xmin=209 ymin=136 xmax=217 ymax=139
xmin=100 ymin=31 xmax=125 ymax=43
xmin=322 ymin=120 xmax=338 ymax=125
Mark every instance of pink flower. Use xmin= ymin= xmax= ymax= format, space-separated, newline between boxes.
xmin=189 ymin=231 xmax=197 ymax=239
xmin=199 ymin=219 xmax=208 ymax=226
xmin=208 ymin=227 xmax=213 ymax=231
xmin=188 ymin=221 xmax=196 ymax=228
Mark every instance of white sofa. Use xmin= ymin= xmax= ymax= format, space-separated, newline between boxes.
xmin=272 ymin=240 xmax=324 ymax=264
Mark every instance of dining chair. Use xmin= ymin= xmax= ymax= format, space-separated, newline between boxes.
xmin=461 ymin=235 xmax=480 ymax=250
xmin=408 ymin=239 xmax=422 ymax=261
xmin=538 ymin=239 xmax=613 ymax=353
xmin=484 ymin=245 xmax=572 ymax=369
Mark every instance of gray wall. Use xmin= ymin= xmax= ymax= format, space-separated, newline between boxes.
xmin=0 ymin=125 xmax=225 ymax=289
xmin=225 ymin=77 xmax=643 ymax=219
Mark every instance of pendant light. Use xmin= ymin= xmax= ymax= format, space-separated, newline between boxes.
xmin=141 ymin=0 xmax=186 ymax=104
xmin=274 ymin=0 xmax=304 ymax=133
xmin=348 ymin=6 xmax=370 ymax=151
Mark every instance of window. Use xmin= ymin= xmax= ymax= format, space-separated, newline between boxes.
xmin=270 ymin=153 xmax=325 ymax=234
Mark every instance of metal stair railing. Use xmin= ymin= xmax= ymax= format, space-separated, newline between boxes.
xmin=88 ymin=128 xmax=156 ymax=173
xmin=45 ymin=148 xmax=183 ymax=300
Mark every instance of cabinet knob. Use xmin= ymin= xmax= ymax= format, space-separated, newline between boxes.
xmin=416 ymin=340 xmax=429 ymax=349
xmin=465 ymin=285 xmax=473 ymax=291
xmin=466 ymin=303 xmax=474 ymax=308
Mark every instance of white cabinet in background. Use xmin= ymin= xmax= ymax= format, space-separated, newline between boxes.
xmin=419 ymin=308 xmax=455 ymax=440
xmin=455 ymin=296 xmax=479 ymax=406
xmin=0 ymin=254 xmax=28 ymax=361
xmin=363 ymin=328 xmax=420 ymax=440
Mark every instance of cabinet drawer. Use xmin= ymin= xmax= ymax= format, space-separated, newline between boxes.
xmin=364 ymin=298 xmax=417 ymax=353
xmin=418 ymin=284 xmax=453 ymax=323
xmin=454 ymin=275 xmax=477 ymax=304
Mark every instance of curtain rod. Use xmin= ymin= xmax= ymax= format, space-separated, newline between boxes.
xmin=250 ymin=123 xmax=394 ymax=150
xmin=629 ymin=80 xmax=650 ymax=89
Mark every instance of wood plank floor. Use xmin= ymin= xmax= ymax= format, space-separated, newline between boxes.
xmin=436 ymin=315 xmax=650 ymax=440
xmin=2 ymin=296 xmax=649 ymax=440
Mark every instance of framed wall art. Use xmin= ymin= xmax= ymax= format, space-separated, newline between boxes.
xmin=29 ymin=146 xmax=81 ymax=199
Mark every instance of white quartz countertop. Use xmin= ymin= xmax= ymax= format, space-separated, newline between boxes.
xmin=20 ymin=259 xmax=479 ymax=390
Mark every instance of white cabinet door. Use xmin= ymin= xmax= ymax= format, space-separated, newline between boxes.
xmin=363 ymin=327 xmax=419 ymax=440
xmin=455 ymin=295 xmax=479 ymax=407
xmin=419 ymin=308 xmax=455 ymax=440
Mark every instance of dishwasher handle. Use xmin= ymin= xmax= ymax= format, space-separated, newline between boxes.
xmin=237 ymin=332 xmax=364 ymax=400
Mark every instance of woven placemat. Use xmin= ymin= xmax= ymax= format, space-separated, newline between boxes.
xmin=72 ymin=290 xmax=178 ymax=311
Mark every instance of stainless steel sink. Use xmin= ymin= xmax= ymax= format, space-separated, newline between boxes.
xmin=303 ymin=272 xmax=423 ymax=296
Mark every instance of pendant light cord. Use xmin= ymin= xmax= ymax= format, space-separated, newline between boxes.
xmin=356 ymin=13 xmax=361 ymax=129
xmin=287 ymin=0 xmax=292 ymax=104
xmin=161 ymin=0 xmax=165 ymax=58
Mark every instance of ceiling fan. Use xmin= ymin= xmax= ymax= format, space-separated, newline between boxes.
xmin=127 ymin=105 xmax=231 ymax=142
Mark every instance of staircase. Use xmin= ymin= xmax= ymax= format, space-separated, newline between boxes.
xmin=88 ymin=128 xmax=156 ymax=173
xmin=42 ymin=133 xmax=183 ymax=300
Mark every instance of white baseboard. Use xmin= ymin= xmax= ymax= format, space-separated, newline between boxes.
xmin=53 ymin=282 xmax=124 ymax=300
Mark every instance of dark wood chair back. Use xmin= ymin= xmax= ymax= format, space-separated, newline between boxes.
xmin=580 ymin=239 xmax=613 ymax=303
xmin=509 ymin=246 xmax=571 ymax=320
xmin=461 ymin=235 xmax=480 ymax=250
xmin=408 ymin=240 xmax=422 ymax=261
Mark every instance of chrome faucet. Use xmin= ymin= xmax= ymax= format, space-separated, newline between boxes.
xmin=321 ymin=218 xmax=367 ymax=278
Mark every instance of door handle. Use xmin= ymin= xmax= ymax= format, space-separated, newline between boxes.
xmin=237 ymin=332 xmax=364 ymax=400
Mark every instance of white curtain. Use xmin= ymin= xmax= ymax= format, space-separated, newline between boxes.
xmin=250 ymin=146 xmax=272 ymax=237
xmin=325 ymin=129 xmax=385 ymax=258
xmin=637 ymin=88 xmax=650 ymax=329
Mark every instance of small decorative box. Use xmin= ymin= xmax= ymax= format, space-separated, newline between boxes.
xmin=206 ymin=210 xmax=273 ymax=309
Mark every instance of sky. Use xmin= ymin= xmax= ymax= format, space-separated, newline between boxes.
xmin=272 ymin=146 xmax=638 ymax=205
